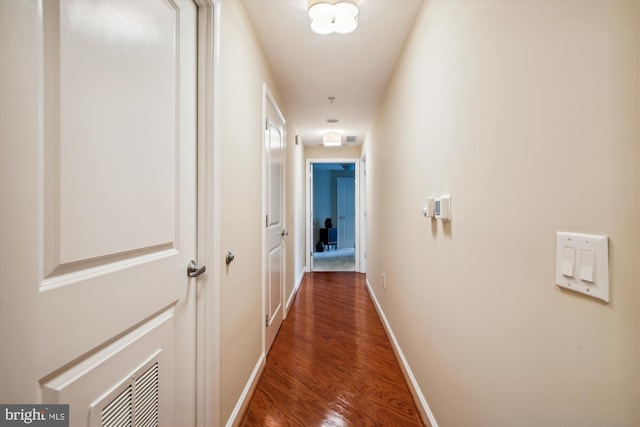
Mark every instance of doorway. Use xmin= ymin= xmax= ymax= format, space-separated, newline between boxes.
xmin=307 ymin=160 xmax=359 ymax=272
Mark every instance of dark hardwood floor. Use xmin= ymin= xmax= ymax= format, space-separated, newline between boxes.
xmin=240 ymin=272 xmax=426 ymax=426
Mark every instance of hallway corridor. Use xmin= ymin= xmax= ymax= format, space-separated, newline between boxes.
xmin=240 ymin=272 xmax=426 ymax=426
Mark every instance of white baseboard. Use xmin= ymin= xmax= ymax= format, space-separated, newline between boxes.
xmin=285 ymin=267 xmax=306 ymax=315
xmin=225 ymin=352 xmax=265 ymax=427
xmin=226 ymin=268 xmax=305 ymax=425
xmin=365 ymin=279 xmax=439 ymax=427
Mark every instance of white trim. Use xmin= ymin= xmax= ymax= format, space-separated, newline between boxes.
xmin=261 ymin=83 xmax=267 ymax=376
xmin=224 ymin=353 xmax=266 ymax=427
xmin=285 ymin=267 xmax=306 ymax=315
xmin=306 ymin=160 xmax=313 ymax=271
xmin=305 ymin=158 xmax=360 ymax=272
xmin=359 ymin=150 xmax=367 ymax=273
xmin=195 ymin=1 xmax=220 ymax=426
xmin=365 ymin=279 xmax=439 ymax=427
xmin=263 ymin=84 xmax=286 ymax=127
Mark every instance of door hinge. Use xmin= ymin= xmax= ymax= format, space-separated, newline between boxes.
xmin=265 ymin=215 xmax=269 ymax=227
xmin=265 ymin=119 xmax=269 ymax=130
xmin=265 ymin=314 xmax=269 ymax=327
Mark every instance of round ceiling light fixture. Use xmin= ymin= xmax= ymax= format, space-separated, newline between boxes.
xmin=308 ymin=0 xmax=359 ymax=35
xmin=322 ymin=131 xmax=342 ymax=147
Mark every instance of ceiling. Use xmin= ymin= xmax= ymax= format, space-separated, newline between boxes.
xmin=240 ymin=0 xmax=424 ymax=147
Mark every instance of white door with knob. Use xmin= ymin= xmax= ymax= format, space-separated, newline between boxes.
xmin=263 ymin=88 xmax=286 ymax=354
xmin=0 ymin=1 xmax=201 ymax=425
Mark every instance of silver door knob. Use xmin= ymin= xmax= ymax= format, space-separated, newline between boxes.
xmin=225 ymin=251 xmax=235 ymax=264
xmin=281 ymin=229 xmax=289 ymax=237
xmin=187 ymin=260 xmax=206 ymax=278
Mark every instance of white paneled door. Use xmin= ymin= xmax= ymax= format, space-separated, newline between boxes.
xmin=264 ymin=89 xmax=286 ymax=354
xmin=0 ymin=1 xmax=200 ymax=425
xmin=337 ymin=177 xmax=356 ymax=249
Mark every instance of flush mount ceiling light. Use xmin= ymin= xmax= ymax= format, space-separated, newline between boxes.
xmin=308 ymin=0 xmax=359 ymax=35
xmin=322 ymin=131 xmax=342 ymax=146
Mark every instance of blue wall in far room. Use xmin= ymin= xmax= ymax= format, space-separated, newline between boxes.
xmin=312 ymin=163 xmax=354 ymax=248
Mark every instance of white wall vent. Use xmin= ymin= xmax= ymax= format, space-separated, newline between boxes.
xmin=101 ymin=385 xmax=132 ymax=427
xmin=134 ymin=362 xmax=159 ymax=426
xmin=91 ymin=359 xmax=160 ymax=427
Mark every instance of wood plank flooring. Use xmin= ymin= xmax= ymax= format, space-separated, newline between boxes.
xmin=240 ymin=272 xmax=425 ymax=426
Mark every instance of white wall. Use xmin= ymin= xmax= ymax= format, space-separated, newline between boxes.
xmin=305 ymin=144 xmax=362 ymax=159
xmin=218 ymin=2 xmax=266 ymax=420
xmin=365 ymin=1 xmax=640 ymax=425
xmin=285 ymin=132 xmax=307 ymax=310
xmin=217 ymin=1 xmax=305 ymax=423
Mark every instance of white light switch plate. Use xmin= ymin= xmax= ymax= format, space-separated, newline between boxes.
xmin=423 ymin=198 xmax=435 ymax=218
xmin=555 ymin=232 xmax=609 ymax=302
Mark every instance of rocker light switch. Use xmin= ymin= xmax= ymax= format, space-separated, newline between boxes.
xmin=579 ymin=249 xmax=595 ymax=283
xmin=555 ymin=232 xmax=609 ymax=302
xmin=562 ymin=247 xmax=575 ymax=277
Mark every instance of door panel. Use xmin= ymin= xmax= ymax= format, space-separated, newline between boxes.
xmin=337 ymin=177 xmax=356 ymax=249
xmin=264 ymin=92 xmax=286 ymax=354
xmin=49 ymin=0 xmax=178 ymax=265
xmin=268 ymin=247 xmax=283 ymax=323
xmin=0 ymin=1 xmax=198 ymax=425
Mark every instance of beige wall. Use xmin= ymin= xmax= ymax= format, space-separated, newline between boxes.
xmin=365 ymin=1 xmax=640 ymax=425
xmin=285 ymin=131 xmax=307 ymax=307
xmin=217 ymin=1 xmax=305 ymax=423
xmin=305 ymin=144 xmax=363 ymax=159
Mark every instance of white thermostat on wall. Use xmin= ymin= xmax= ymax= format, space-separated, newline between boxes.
xmin=434 ymin=195 xmax=451 ymax=221
xmin=423 ymin=198 xmax=435 ymax=218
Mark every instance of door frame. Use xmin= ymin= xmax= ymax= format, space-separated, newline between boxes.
xmin=359 ymin=151 xmax=368 ymax=273
xmin=195 ymin=1 xmax=219 ymax=426
xmin=305 ymin=158 xmax=361 ymax=272
xmin=262 ymin=83 xmax=287 ymax=353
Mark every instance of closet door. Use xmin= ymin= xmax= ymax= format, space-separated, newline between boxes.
xmin=0 ymin=1 xmax=199 ymax=425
